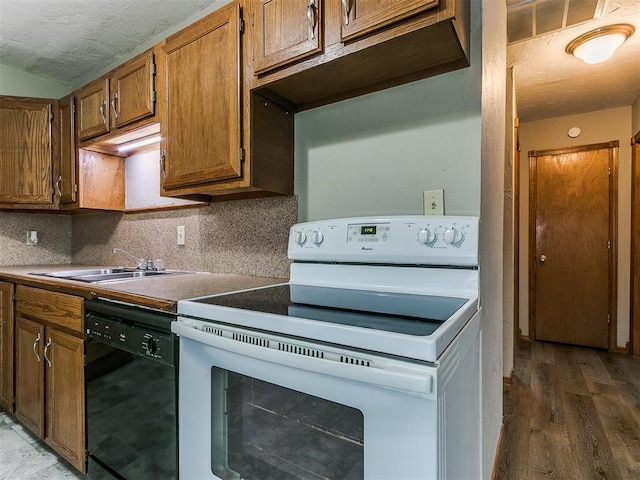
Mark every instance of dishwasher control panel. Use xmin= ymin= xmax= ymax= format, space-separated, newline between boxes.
xmin=85 ymin=311 xmax=175 ymax=366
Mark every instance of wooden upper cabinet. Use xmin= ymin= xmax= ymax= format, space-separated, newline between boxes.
xmin=340 ymin=0 xmax=438 ymax=42
xmin=249 ymin=0 xmax=469 ymax=109
xmin=109 ymin=52 xmax=156 ymax=129
xmin=160 ymin=1 xmax=242 ymax=191
xmin=77 ymin=78 xmax=110 ymax=141
xmin=77 ymin=51 xmax=156 ymax=142
xmin=58 ymin=94 xmax=77 ymax=205
xmin=254 ymin=0 xmax=323 ymax=75
xmin=0 ymin=97 xmax=55 ymax=206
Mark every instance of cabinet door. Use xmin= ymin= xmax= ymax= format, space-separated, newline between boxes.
xmin=0 ymin=282 xmax=14 ymax=412
xmin=77 ymin=78 xmax=109 ymax=141
xmin=253 ymin=0 xmax=323 ymax=75
xmin=15 ymin=317 xmax=45 ymax=437
xmin=340 ymin=0 xmax=438 ymax=42
xmin=45 ymin=328 xmax=86 ymax=473
xmin=161 ymin=1 xmax=242 ymax=191
xmin=110 ymin=52 xmax=156 ymax=129
xmin=0 ymin=97 xmax=54 ymax=205
xmin=58 ymin=94 xmax=78 ymax=205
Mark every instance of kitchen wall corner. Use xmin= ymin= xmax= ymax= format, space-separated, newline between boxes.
xmin=71 ymin=195 xmax=298 ymax=279
xmin=0 ymin=212 xmax=72 ymax=266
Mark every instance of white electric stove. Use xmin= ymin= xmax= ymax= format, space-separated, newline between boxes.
xmin=173 ymin=215 xmax=482 ymax=480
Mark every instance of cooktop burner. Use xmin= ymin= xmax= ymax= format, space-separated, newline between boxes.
xmin=190 ymin=284 xmax=468 ymax=336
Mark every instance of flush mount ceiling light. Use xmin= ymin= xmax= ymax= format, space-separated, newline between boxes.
xmin=566 ymin=24 xmax=635 ymax=64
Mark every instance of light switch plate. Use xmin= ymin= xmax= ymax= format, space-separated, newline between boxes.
xmin=26 ymin=231 xmax=38 ymax=245
xmin=423 ymin=190 xmax=445 ymax=215
xmin=177 ymin=226 xmax=186 ymax=245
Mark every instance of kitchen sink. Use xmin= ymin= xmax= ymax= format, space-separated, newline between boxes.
xmin=30 ymin=268 xmax=193 ymax=283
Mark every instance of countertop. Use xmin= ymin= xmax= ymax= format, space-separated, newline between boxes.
xmin=0 ymin=265 xmax=288 ymax=312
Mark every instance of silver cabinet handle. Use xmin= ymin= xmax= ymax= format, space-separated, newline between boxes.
xmin=110 ymin=93 xmax=119 ymax=119
xmin=540 ymin=254 xmax=547 ymax=264
xmin=99 ymin=101 xmax=108 ymax=126
xmin=160 ymin=150 xmax=167 ymax=179
xmin=307 ymin=0 xmax=316 ymax=40
xmin=341 ymin=0 xmax=350 ymax=25
xmin=33 ymin=333 xmax=41 ymax=362
xmin=43 ymin=338 xmax=52 ymax=367
xmin=54 ymin=175 xmax=62 ymax=197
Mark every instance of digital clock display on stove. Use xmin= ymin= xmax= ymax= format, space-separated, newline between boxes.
xmin=361 ymin=226 xmax=377 ymax=235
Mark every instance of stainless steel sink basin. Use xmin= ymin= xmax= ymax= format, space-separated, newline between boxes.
xmin=31 ymin=268 xmax=193 ymax=283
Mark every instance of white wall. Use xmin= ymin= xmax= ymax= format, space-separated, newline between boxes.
xmin=294 ymin=22 xmax=482 ymax=221
xmin=0 ymin=63 xmax=70 ymax=98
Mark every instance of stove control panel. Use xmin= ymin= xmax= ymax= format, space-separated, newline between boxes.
xmin=288 ymin=215 xmax=478 ymax=266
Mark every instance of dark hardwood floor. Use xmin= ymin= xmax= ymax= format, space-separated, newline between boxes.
xmin=496 ymin=340 xmax=640 ymax=480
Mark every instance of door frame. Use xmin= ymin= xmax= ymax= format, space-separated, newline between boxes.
xmin=632 ymin=131 xmax=640 ymax=356
xmin=528 ymin=141 xmax=619 ymax=351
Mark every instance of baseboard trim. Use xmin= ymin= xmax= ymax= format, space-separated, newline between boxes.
xmin=491 ymin=424 xmax=506 ymax=480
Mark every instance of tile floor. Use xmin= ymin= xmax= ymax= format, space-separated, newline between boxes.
xmin=0 ymin=409 xmax=84 ymax=480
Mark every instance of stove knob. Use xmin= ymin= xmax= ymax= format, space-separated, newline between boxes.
xmin=294 ymin=230 xmax=307 ymax=246
xmin=312 ymin=230 xmax=325 ymax=245
xmin=145 ymin=337 xmax=159 ymax=356
xmin=444 ymin=227 xmax=465 ymax=246
xmin=417 ymin=228 xmax=437 ymax=246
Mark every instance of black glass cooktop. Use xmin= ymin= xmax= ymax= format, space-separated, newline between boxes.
xmin=192 ymin=284 xmax=469 ymax=336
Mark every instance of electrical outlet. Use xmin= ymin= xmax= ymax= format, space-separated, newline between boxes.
xmin=177 ymin=225 xmax=186 ymax=245
xmin=26 ymin=230 xmax=38 ymax=245
xmin=423 ymin=190 xmax=445 ymax=215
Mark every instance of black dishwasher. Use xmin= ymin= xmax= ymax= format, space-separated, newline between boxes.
xmin=84 ymin=299 xmax=177 ymax=479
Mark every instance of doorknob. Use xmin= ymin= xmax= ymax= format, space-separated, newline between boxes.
xmin=540 ymin=254 xmax=547 ymax=264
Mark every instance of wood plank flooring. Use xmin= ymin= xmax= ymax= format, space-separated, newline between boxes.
xmin=495 ymin=341 xmax=640 ymax=479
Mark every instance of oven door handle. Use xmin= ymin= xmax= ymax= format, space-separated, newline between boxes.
xmin=173 ymin=323 xmax=433 ymax=395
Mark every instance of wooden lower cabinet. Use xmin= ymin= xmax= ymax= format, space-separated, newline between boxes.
xmin=14 ymin=286 xmax=86 ymax=473
xmin=0 ymin=281 xmax=14 ymax=412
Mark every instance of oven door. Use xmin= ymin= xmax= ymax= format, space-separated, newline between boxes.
xmin=173 ymin=320 xmax=449 ymax=480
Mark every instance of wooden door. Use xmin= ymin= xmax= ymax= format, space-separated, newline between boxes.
xmin=58 ymin=94 xmax=77 ymax=205
xmin=45 ymin=328 xmax=86 ymax=473
xmin=0 ymin=97 xmax=54 ymax=204
xmin=77 ymin=78 xmax=109 ymax=141
xmin=340 ymin=0 xmax=438 ymax=42
xmin=15 ymin=316 xmax=45 ymax=437
xmin=529 ymin=142 xmax=617 ymax=349
xmin=110 ymin=51 xmax=156 ymax=129
xmin=253 ymin=0 xmax=323 ymax=75
xmin=632 ymin=133 xmax=640 ymax=355
xmin=0 ymin=282 xmax=14 ymax=412
xmin=161 ymin=1 xmax=242 ymax=191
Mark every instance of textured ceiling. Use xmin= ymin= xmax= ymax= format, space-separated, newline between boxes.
xmin=0 ymin=0 xmax=638 ymax=122
xmin=0 ymin=0 xmax=220 ymax=88
xmin=508 ymin=0 xmax=640 ymax=121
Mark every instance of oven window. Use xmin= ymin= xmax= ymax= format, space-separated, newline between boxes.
xmin=211 ymin=368 xmax=364 ymax=480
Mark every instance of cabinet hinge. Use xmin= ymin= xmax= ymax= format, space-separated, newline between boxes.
xmin=608 ymin=314 xmax=610 ymax=324
xmin=239 ymin=147 xmax=245 ymax=162
xmin=49 ymin=104 xmax=54 ymax=122
xmin=151 ymin=62 xmax=156 ymax=76
xmin=239 ymin=18 xmax=245 ymax=34
xmin=608 ymin=166 xmax=611 ymax=175
xmin=608 ymin=240 xmax=611 ymax=249
xmin=74 ymin=183 xmax=78 ymax=193
xmin=152 ymin=91 xmax=157 ymax=103
xmin=72 ymin=103 xmax=76 ymax=114
xmin=12 ymin=293 xmax=16 ymax=302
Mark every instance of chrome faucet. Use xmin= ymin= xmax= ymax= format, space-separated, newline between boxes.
xmin=112 ymin=248 xmax=152 ymax=270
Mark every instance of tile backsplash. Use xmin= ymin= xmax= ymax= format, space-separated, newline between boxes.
xmin=0 ymin=212 xmax=72 ymax=266
xmin=72 ymin=195 xmax=298 ymax=278
xmin=0 ymin=196 xmax=297 ymax=279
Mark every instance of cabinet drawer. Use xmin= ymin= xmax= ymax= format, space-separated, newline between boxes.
xmin=16 ymin=286 xmax=83 ymax=334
